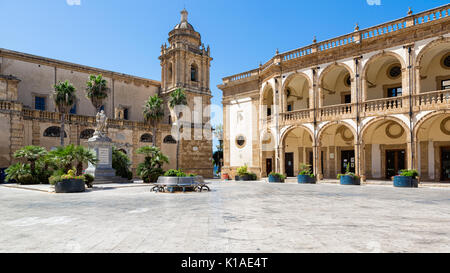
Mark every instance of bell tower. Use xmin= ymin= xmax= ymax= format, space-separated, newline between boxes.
xmin=159 ymin=9 xmax=213 ymax=178
xmin=159 ymin=9 xmax=212 ymax=95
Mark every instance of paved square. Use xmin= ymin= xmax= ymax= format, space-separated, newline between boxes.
xmin=1 ymin=181 xmax=450 ymax=253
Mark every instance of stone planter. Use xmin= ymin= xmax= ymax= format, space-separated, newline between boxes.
xmin=268 ymin=175 xmax=284 ymax=183
xmin=235 ymin=175 xmax=252 ymax=181
xmin=393 ymin=176 xmax=418 ymax=188
xmin=297 ymin=175 xmax=316 ymax=184
xmin=55 ymin=179 xmax=86 ymax=193
xmin=340 ymin=175 xmax=361 ymax=186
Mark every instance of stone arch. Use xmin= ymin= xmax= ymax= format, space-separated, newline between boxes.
xmin=282 ymin=72 xmax=313 ymax=93
xmin=163 ymin=135 xmax=177 ymax=144
xmin=280 ymin=124 xmax=315 ymax=146
xmin=317 ymin=121 xmax=357 ymax=145
xmin=140 ymin=133 xmax=153 ymax=143
xmin=360 ymin=116 xmax=411 ymax=143
xmin=414 ymin=110 xmax=450 ymax=138
xmin=281 ymin=72 xmax=313 ymax=112
xmin=318 ymin=62 xmax=355 ymax=107
xmin=43 ymin=126 xmax=67 ymax=138
xmin=415 ymin=37 xmax=450 ymax=93
xmin=361 ymin=51 xmax=407 ymax=101
xmin=416 ymin=37 xmax=450 ymax=68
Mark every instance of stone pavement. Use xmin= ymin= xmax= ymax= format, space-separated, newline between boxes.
xmin=1 ymin=180 xmax=450 ymax=253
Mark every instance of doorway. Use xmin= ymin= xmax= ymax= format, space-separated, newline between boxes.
xmin=341 ymin=150 xmax=355 ymax=174
xmin=441 ymin=147 xmax=450 ymax=181
xmin=266 ymin=158 xmax=272 ymax=177
xmin=285 ymin=153 xmax=294 ymax=177
xmin=386 ymin=150 xmax=406 ymax=179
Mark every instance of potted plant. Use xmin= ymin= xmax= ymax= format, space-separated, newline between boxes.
xmin=268 ymin=172 xmax=286 ymax=183
xmin=221 ymin=173 xmax=230 ymax=181
xmin=51 ymin=169 xmax=86 ymax=193
xmin=337 ymin=164 xmax=360 ymax=185
xmin=393 ymin=169 xmax=419 ymax=188
xmin=235 ymin=165 xmax=250 ymax=181
xmin=297 ymin=164 xmax=316 ymax=184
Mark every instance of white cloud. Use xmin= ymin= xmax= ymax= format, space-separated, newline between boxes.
xmin=367 ymin=0 xmax=381 ymax=5
xmin=67 ymin=0 xmax=81 ymax=6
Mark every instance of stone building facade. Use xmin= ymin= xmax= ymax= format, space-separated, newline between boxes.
xmin=0 ymin=9 xmax=213 ymax=179
xmin=218 ymin=5 xmax=450 ymax=182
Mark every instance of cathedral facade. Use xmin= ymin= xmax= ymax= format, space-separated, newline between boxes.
xmin=0 ymin=10 xmax=213 ymax=179
xmin=218 ymin=5 xmax=450 ymax=182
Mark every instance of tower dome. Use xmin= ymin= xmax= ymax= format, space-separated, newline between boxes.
xmin=173 ymin=9 xmax=195 ymax=31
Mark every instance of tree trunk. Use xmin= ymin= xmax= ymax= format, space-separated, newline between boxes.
xmin=152 ymin=126 xmax=157 ymax=147
xmin=176 ymin=121 xmax=180 ymax=170
xmin=76 ymin=162 xmax=83 ymax=176
xmin=60 ymin=113 xmax=65 ymax=146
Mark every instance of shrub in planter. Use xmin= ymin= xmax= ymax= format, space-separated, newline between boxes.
xmin=394 ymin=169 xmax=419 ymax=188
xmin=268 ymin=172 xmax=286 ymax=183
xmin=337 ymin=165 xmax=360 ymax=185
xmin=164 ymin=169 xmax=187 ymax=177
xmin=297 ymin=164 xmax=316 ymax=184
xmin=53 ymin=170 xmax=86 ymax=193
xmin=235 ymin=165 xmax=257 ymax=181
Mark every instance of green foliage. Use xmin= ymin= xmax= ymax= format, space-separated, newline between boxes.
xmin=237 ymin=165 xmax=249 ymax=176
xmin=50 ymin=169 xmax=84 ymax=185
xmin=399 ymin=169 xmax=419 ymax=179
xmin=136 ymin=146 xmax=169 ymax=183
xmin=13 ymin=146 xmax=47 ymax=176
xmin=298 ymin=163 xmax=314 ymax=178
xmin=112 ymin=148 xmax=132 ymax=179
xmin=53 ymin=80 xmax=77 ymax=113
xmin=269 ymin=172 xmax=286 ymax=180
xmin=168 ymin=88 xmax=188 ymax=109
xmin=164 ymin=169 xmax=186 ymax=177
xmin=5 ymin=163 xmax=31 ymax=183
xmin=73 ymin=145 xmax=98 ymax=176
xmin=143 ymin=95 xmax=164 ymax=128
xmin=337 ymin=163 xmax=360 ymax=179
xmin=85 ymin=74 xmax=109 ymax=110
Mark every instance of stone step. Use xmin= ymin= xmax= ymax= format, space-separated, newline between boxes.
xmin=93 ymin=176 xmax=132 ymax=184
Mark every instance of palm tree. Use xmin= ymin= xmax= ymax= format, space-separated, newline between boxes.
xmin=168 ymin=88 xmax=188 ymax=170
xmin=73 ymin=146 xmax=98 ymax=176
xmin=13 ymin=146 xmax=47 ymax=176
xmin=136 ymin=146 xmax=169 ymax=183
xmin=86 ymin=74 xmax=109 ymax=112
xmin=53 ymin=80 xmax=77 ymax=146
xmin=143 ymin=95 xmax=164 ymax=146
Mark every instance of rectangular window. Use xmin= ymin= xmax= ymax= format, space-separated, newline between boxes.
xmin=442 ymin=79 xmax=450 ymax=90
xmin=344 ymin=94 xmax=351 ymax=104
xmin=387 ymin=87 xmax=402 ymax=98
xmin=287 ymin=104 xmax=293 ymax=112
xmin=35 ymin=96 xmax=46 ymax=111
xmin=267 ymin=107 xmax=272 ymax=117
xmin=123 ymin=108 xmax=129 ymax=120
xmin=70 ymin=104 xmax=77 ymax=115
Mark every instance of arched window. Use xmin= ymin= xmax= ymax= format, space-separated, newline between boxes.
xmin=191 ymin=64 xmax=198 ymax=82
xmin=140 ymin=133 xmax=153 ymax=143
xmin=163 ymin=135 xmax=177 ymax=144
xmin=43 ymin=126 xmax=67 ymax=138
xmin=80 ymin=129 xmax=95 ymax=140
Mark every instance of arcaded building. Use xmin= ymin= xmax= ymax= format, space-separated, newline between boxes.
xmin=0 ymin=9 xmax=213 ymax=178
xmin=218 ymin=5 xmax=450 ymax=182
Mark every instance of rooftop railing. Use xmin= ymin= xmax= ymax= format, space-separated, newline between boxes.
xmin=223 ymin=4 xmax=450 ymax=84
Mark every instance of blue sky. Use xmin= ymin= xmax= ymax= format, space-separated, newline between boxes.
xmin=0 ymin=0 xmax=447 ymax=128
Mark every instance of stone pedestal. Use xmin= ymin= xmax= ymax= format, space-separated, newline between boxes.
xmin=85 ymin=134 xmax=116 ymax=183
